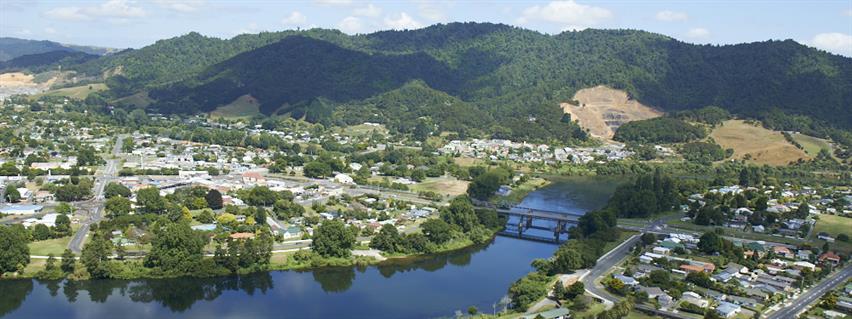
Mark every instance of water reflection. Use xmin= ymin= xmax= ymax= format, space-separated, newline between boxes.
xmin=0 ymin=280 xmax=32 ymax=317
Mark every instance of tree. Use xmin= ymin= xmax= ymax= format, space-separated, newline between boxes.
xmin=136 ymin=187 xmax=166 ymax=214
xmin=794 ymin=202 xmax=810 ymax=218
xmin=55 ymin=202 xmax=74 ymax=215
xmin=698 ymin=231 xmax=723 ymax=254
xmin=205 ymin=189 xmax=223 ymax=209
xmin=641 ymin=233 xmax=657 ymax=246
xmin=32 ymin=224 xmax=51 ymax=241
xmin=421 ymin=219 xmax=453 ymax=244
xmin=54 ymin=214 xmax=71 ymax=237
xmin=81 ymin=232 xmax=113 ymax=279
xmin=370 ymin=224 xmax=403 ymax=253
xmin=4 ymin=187 xmax=21 ymax=203
xmin=0 ymin=226 xmax=30 ymax=276
xmin=105 ymin=196 xmax=132 ymax=217
xmin=441 ymin=196 xmax=479 ymax=232
xmin=304 ymin=161 xmax=332 ymax=178
xmin=466 ymin=169 xmax=509 ymax=200
xmin=312 ymin=219 xmax=355 ymax=258
xmin=61 ymin=249 xmax=76 ymax=273
xmin=104 ymin=182 xmax=131 ymax=199
xmin=144 ymin=222 xmax=206 ymax=274
xmin=196 ymin=209 xmax=215 ymax=224
xmin=565 ymin=282 xmax=585 ymax=299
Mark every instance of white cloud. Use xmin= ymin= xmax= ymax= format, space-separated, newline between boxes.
xmin=686 ymin=27 xmax=710 ymax=39
xmin=44 ymin=27 xmax=57 ymax=35
xmin=844 ymin=9 xmax=852 ymax=17
xmin=314 ymin=0 xmax=352 ymax=6
xmin=417 ymin=2 xmax=447 ymax=22
xmin=811 ymin=32 xmax=852 ymax=56
xmin=282 ymin=11 xmax=307 ymax=26
xmin=16 ymin=29 xmax=32 ymax=36
xmin=517 ymin=1 xmax=612 ymax=30
xmin=354 ymin=4 xmax=382 ymax=18
xmin=656 ymin=10 xmax=688 ymax=22
xmin=153 ymin=0 xmax=205 ymax=13
xmin=44 ymin=0 xmax=146 ymax=22
xmin=384 ymin=12 xmax=422 ymax=30
xmin=338 ymin=16 xmax=363 ymax=34
xmin=45 ymin=7 xmax=90 ymax=21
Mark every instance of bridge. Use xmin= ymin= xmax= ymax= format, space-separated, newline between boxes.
xmin=493 ymin=206 xmax=581 ymax=243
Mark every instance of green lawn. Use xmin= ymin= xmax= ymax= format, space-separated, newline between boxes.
xmin=28 ymin=237 xmax=72 ymax=256
xmin=792 ymin=133 xmax=832 ymax=156
xmin=811 ymin=214 xmax=852 ymax=238
xmin=667 ymin=220 xmax=806 ymax=246
xmin=809 ymin=214 xmax=852 ymax=254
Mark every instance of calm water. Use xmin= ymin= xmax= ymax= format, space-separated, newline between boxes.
xmin=1 ymin=176 xmax=621 ymax=319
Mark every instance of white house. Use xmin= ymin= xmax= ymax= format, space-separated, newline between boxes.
xmin=334 ymin=173 xmax=355 ymax=185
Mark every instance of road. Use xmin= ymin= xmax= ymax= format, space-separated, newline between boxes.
xmin=766 ymin=264 xmax=852 ymax=319
xmin=68 ymin=135 xmax=124 ymax=253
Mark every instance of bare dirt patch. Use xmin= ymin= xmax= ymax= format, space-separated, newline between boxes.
xmin=711 ymin=120 xmax=810 ymax=166
xmin=561 ymin=85 xmax=663 ymax=139
xmin=0 ymin=72 xmax=37 ymax=87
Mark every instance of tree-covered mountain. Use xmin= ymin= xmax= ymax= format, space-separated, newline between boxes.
xmin=57 ymin=23 xmax=852 ymax=142
xmin=0 ymin=50 xmax=99 ymax=72
xmin=0 ymin=37 xmax=113 ymax=62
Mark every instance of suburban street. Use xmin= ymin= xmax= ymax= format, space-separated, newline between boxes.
xmin=68 ymin=135 xmax=124 ymax=253
xmin=766 ymin=264 xmax=852 ymax=319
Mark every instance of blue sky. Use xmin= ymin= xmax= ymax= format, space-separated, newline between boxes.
xmin=2 ymin=0 xmax=851 ymax=56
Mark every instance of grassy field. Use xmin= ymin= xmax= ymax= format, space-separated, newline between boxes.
xmin=113 ymin=91 xmax=153 ymax=108
xmin=408 ymin=176 xmax=469 ymax=196
xmin=39 ymin=83 xmax=107 ymax=99
xmin=500 ymin=177 xmax=550 ymax=204
xmin=210 ymin=94 xmax=261 ymax=119
xmin=28 ymin=237 xmax=73 ymax=256
xmin=792 ymin=133 xmax=833 ymax=156
xmin=809 ymin=214 xmax=852 ymax=254
xmin=340 ymin=123 xmax=387 ymax=136
xmin=710 ymin=120 xmax=810 ymax=166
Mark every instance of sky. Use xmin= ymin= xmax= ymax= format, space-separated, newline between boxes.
xmin=1 ymin=0 xmax=851 ymax=56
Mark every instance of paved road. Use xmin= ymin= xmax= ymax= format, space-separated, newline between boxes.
xmin=767 ymin=264 xmax=852 ymax=319
xmin=581 ymin=234 xmax=641 ymax=308
xmin=68 ymin=135 xmax=124 ymax=253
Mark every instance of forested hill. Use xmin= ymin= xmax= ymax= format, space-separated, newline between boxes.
xmin=0 ymin=37 xmax=113 ymax=61
xmin=60 ymin=23 xmax=852 ymax=140
xmin=0 ymin=51 xmax=99 ymax=72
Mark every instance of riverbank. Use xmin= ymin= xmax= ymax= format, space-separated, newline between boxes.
xmin=8 ymin=228 xmax=501 ymax=281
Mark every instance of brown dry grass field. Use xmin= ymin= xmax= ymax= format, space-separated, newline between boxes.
xmin=561 ymin=85 xmax=663 ymax=139
xmin=711 ymin=120 xmax=810 ymax=166
xmin=0 ymin=72 xmax=36 ymax=87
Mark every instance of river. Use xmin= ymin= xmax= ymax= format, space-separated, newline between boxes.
xmin=0 ymin=176 xmax=621 ymax=319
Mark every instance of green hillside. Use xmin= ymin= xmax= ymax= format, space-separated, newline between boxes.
xmin=53 ymin=23 xmax=852 ymax=143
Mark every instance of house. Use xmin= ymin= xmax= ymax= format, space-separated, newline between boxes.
xmin=235 ymin=214 xmax=247 ymax=223
xmin=521 ymin=308 xmax=570 ymax=319
xmin=753 ymin=225 xmax=765 ymax=233
xmin=639 ymin=286 xmax=664 ymax=298
xmin=680 ymin=264 xmax=705 ymax=273
xmin=793 ymin=261 xmax=816 ymax=271
xmin=819 ymin=252 xmax=841 ymax=266
xmin=242 ymin=172 xmax=266 ymax=185
xmin=818 ymin=232 xmax=836 ymax=242
xmin=495 ymin=185 xmax=512 ymax=197
xmin=33 ymin=191 xmax=54 ymax=203
xmin=658 ymin=293 xmax=674 ymax=308
xmin=614 ymin=275 xmax=639 ymax=287
xmin=653 ymin=246 xmax=672 ymax=255
xmin=773 ymin=246 xmax=794 ymax=259
xmin=823 ymin=310 xmax=846 ymax=319
xmin=715 ymin=301 xmax=741 ymax=318
xmin=681 ymin=291 xmax=708 ymax=308
xmin=797 ymin=250 xmax=813 ymax=261
xmin=334 ymin=173 xmax=355 ymax=185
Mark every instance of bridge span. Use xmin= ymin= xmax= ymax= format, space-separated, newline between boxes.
xmin=492 ymin=206 xmax=582 ymax=243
